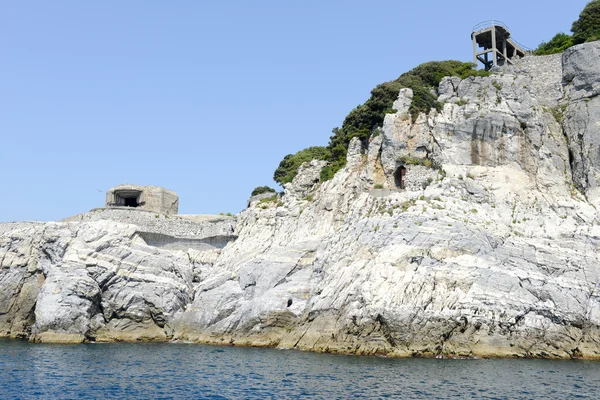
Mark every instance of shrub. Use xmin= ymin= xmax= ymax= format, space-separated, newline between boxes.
xmin=273 ymin=146 xmax=330 ymax=185
xmin=317 ymin=61 xmax=489 ymax=182
xmin=259 ymin=195 xmax=278 ymax=204
xmin=397 ymin=155 xmax=435 ymax=168
xmin=533 ymin=1 xmax=600 ymax=55
xmin=251 ymin=186 xmax=276 ymax=196
xmin=572 ymin=0 xmax=600 ymax=44
xmin=534 ymin=33 xmax=575 ymax=55
xmin=374 ymin=184 xmax=385 ymax=189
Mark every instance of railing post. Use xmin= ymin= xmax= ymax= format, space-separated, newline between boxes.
xmin=491 ymin=24 xmax=497 ymax=67
xmin=472 ymin=33 xmax=478 ymax=67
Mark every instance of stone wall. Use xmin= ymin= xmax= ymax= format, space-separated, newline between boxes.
xmin=503 ymin=53 xmax=564 ymax=106
xmin=402 ymin=165 xmax=439 ymax=192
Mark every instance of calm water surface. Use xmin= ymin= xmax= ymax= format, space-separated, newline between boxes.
xmin=1 ymin=339 xmax=599 ymax=399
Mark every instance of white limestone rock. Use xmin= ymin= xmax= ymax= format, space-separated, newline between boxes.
xmin=4 ymin=45 xmax=600 ymax=359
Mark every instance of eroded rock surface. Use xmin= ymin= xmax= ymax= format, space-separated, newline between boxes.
xmin=3 ymin=42 xmax=600 ymax=358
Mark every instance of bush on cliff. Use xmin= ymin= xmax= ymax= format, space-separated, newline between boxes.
xmin=534 ymin=0 xmax=600 ymax=54
xmin=251 ymin=186 xmax=276 ymax=196
xmin=273 ymin=146 xmax=330 ymax=185
xmin=572 ymin=0 xmax=600 ymax=44
xmin=274 ymin=61 xmax=488 ymax=185
xmin=318 ymin=61 xmax=488 ymax=181
xmin=534 ymin=33 xmax=575 ymax=55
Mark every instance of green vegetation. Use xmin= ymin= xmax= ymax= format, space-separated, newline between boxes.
xmin=268 ymin=2 xmax=600 ymax=193
xmin=572 ymin=0 xmax=600 ymax=44
xmin=397 ymin=155 xmax=433 ymax=168
xmin=259 ymin=195 xmax=278 ymax=204
xmin=534 ymin=33 xmax=575 ymax=55
xmin=275 ymin=61 xmax=489 ymax=185
xmin=534 ymin=1 xmax=600 ymax=55
xmin=251 ymin=186 xmax=276 ymax=196
xmin=273 ymin=146 xmax=330 ymax=185
xmin=319 ymin=61 xmax=488 ymax=181
xmin=373 ymin=184 xmax=385 ymax=189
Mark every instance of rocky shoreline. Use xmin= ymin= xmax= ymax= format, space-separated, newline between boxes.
xmin=2 ymin=42 xmax=600 ymax=359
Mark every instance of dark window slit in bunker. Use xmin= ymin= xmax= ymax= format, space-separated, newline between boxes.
xmin=114 ymin=190 xmax=142 ymax=208
xmin=394 ymin=166 xmax=406 ymax=189
xmin=124 ymin=197 xmax=139 ymax=207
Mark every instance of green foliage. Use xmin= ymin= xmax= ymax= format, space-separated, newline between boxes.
xmin=273 ymin=146 xmax=330 ymax=185
xmin=534 ymin=1 xmax=600 ymax=54
xmin=251 ymin=186 xmax=276 ymax=196
xmin=374 ymin=184 xmax=385 ymax=189
xmin=396 ymin=155 xmax=433 ymax=168
xmin=259 ymin=195 xmax=278 ymax=204
xmin=572 ymin=0 xmax=600 ymax=44
xmin=317 ymin=61 xmax=488 ymax=182
xmin=534 ymin=33 xmax=575 ymax=55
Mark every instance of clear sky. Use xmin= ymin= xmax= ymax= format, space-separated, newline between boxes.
xmin=1 ymin=0 xmax=590 ymax=221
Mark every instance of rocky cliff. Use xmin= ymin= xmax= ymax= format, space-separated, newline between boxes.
xmin=2 ymin=42 xmax=600 ymax=359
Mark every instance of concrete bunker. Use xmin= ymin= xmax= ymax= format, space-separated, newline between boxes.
xmin=394 ymin=166 xmax=406 ymax=189
xmin=106 ymin=184 xmax=179 ymax=215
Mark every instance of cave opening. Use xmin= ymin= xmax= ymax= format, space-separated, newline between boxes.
xmin=394 ymin=166 xmax=406 ymax=189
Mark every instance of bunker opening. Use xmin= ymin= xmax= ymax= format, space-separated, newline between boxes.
xmin=114 ymin=190 xmax=142 ymax=208
xmin=394 ymin=166 xmax=406 ymax=189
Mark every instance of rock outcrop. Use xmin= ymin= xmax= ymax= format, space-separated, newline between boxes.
xmin=2 ymin=42 xmax=600 ymax=358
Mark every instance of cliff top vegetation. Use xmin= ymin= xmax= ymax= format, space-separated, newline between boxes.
xmin=274 ymin=61 xmax=488 ymax=185
xmin=535 ymin=0 xmax=600 ymax=55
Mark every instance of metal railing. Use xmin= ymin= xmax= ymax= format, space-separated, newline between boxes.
xmin=472 ymin=20 xmax=510 ymax=33
xmin=508 ymin=37 xmax=533 ymax=52
xmin=472 ymin=20 xmax=532 ymax=52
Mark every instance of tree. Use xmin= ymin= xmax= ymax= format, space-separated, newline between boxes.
xmin=273 ymin=146 xmax=330 ymax=185
xmin=251 ymin=186 xmax=276 ymax=196
xmin=572 ymin=0 xmax=600 ymax=44
xmin=534 ymin=33 xmax=575 ymax=55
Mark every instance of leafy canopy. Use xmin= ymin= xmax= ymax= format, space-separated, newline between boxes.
xmin=534 ymin=0 xmax=600 ymax=54
xmin=275 ymin=61 xmax=488 ymax=185
xmin=319 ymin=60 xmax=488 ymax=181
xmin=534 ymin=33 xmax=575 ymax=55
xmin=251 ymin=186 xmax=276 ymax=196
xmin=572 ymin=0 xmax=600 ymax=44
xmin=273 ymin=146 xmax=330 ymax=185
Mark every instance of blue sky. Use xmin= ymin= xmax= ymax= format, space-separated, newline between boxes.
xmin=1 ymin=0 xmax=589 ymax=221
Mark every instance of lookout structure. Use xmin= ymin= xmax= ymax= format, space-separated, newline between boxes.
xmin=472 ymin=21 xmax=528 ymax=70
xmin=105 ymin=184 xmax=179 ymax=215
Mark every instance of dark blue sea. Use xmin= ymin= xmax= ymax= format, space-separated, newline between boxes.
xmin=1 ymin=339 xmax=599 ymax=399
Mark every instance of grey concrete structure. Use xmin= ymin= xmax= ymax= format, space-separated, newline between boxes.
xmin=105 ymin=184 xmax=179 ymax=215
xmin=472 ymin=20 xmax=528 ymax=70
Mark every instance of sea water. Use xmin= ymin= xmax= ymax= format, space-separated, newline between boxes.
xmin=1 ymin=339 xmax=599 ymax=399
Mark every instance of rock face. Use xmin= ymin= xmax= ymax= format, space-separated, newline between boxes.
xmin=0 ymin=215 xmax=233 ymax=342
xmin=3 ymin=42 xmax=600 ymax=358
xmin=563 ymin=41 xmax=600 ymax=204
